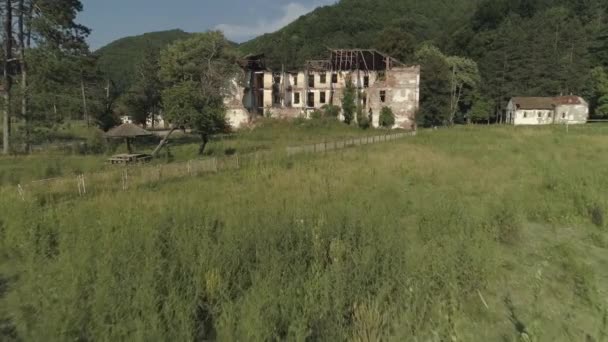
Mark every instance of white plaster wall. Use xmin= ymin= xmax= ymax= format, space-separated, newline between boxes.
xmin=227 ymin=109 xmax=249 ymax=128
xmin=554 ymin=104 xmax=588 ymax=124
xmin=513 ymin=110 xmax=554 ymax=125
xmin=263 ymin=73 xmax=273 ymax=89
xmin=263 ymin=89 xmax=273 ymax=108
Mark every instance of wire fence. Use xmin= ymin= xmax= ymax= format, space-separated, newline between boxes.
xmin=7 ymin=131 xmax=416 ymax=202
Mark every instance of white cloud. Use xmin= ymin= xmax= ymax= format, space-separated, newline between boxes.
xmin=216 ymin=1 xmax=335 ymax=41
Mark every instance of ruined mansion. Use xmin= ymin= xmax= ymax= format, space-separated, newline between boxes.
xmin=225 ymin=49 xmax=420 ymax=130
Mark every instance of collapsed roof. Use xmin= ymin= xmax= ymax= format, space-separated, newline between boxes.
xmin=240 ymin=49 xmax=405 ymax=72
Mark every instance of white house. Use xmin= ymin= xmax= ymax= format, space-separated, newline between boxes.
xmin=506 ymin=96 xmax=589 ymax=125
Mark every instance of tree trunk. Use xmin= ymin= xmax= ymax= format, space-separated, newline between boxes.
xmin=151 ymin=127 xmax=176 ymax=158
xmin=19 ymin=0 xmax=29 ymax=153
xmin=3 ymin=0 xmax=13 ymax=155
xmin=198 ymin=134 xmax=209 ymax=155
xmin=81 ymin=78 xmax=89 ymax=126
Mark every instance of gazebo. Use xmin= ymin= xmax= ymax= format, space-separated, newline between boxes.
xmin=105 ymin=123 xmax=152 ymax=153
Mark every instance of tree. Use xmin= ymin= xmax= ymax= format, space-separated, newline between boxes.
xmin=467 ymin=94 xmax=494 ymax=124
xmin=379 ymin=106 xmax=395 ymax=128
xmin=342 ymin=76 xmax=356 ymax=125
xmin=159 ymin=32 xmax=237 ymax=155
xmin=590 ymin=67 xmax=608 ymax=118
xmin=374 ymin=27 xmax=417 ymax=63
xmin=3 ymin=0 xmax=14 ymax=154
xmin=1 ymin=0 xmax=90 ymax=153
xmin=121 ymin=48 xmax=162 ymax=127
xmin=447 ymin=56 xmax=480 ymax=125
xmin=415 ymin=44 xmax=451 ymax=127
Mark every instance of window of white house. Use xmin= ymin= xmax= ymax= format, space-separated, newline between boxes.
xmin=293 ymin=75 xmax=298 ymax=86
xmin=380 ymin=90 xmax=386 ymax=103
xmin=294 ymin=92 xmax=300 ymax=104
xmin=320 ymin=91 xmax=326 ymax=104
xmin=538 ymin=111 xmax=542 ymax=118
xmin=562 ymin=113 xmax=566 ymax=118
xmin=320 ymin=73 xmax=327 ymax=84
xmin=523 ymin=111 xmax=527 ymax=118
xmin=332 ymin=73 xmax=338 ymax=83
xmin=364 ymin=75 xmax=369 ymax=88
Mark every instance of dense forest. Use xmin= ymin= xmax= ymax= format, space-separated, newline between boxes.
xmin=95 ymin=29 xmax=193 ymax=92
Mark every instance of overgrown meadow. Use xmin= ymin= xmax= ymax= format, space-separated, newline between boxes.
xmin=1 ymin=125 xmax=608 ymax=341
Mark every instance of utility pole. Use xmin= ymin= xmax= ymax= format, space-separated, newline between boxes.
xmin=3 ymin=0 xmax=14 ymax=155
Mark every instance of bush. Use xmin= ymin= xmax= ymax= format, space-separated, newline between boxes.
xmin=357 ymin=106 xmax=370 ymax=129
xmin=310 ymin=109 xmax=324 ymax=120
xmin=322 ymin=104 xmax=340 ymax=118
xmin=379 ymin=107 xmax=395 ymax=128
xmin=589 ymin=204 xmax=605 ymax=228
xmin=82 ymin=129 xmax=108 ymax=154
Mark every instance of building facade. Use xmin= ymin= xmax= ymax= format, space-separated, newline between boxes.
xmin=506 ymin=96 xmax=589 ymax=125
xmin=225 ymin=50 xmax=420 ymax=130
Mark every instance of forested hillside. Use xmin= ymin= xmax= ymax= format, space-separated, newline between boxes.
xmin=239 ymin=0 xmax=479 ymax=69
xmin=240 ymin=0 xmax=608 ymax=123
xmin=95 ymin=30 xmax=193 ymax=91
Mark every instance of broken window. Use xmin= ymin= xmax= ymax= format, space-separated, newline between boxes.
xmin=320 ymin=73 xmax=327 ymax=84
xmin=320 ymin=91 xmax=326 ymax=104
xmin=364 ymin=75 xmax=369 ymax=88
xmin=307 ymin=92 xmax=315 ymax=107
xmin=332 ymin=73 xmax=338 ymax=83
xmin=380 ymin=90 xmax=386 ymax=103
xmin=308 ymin=74 xmax=315 ymax=88
xmin=294 ymin=92 xmax=300 ymax=104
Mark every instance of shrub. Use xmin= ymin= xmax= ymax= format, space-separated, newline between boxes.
xmin=310 ymin=109 xmax=324 ymax=120
xmin=589 ymin=204 xmax=605 ymax=228
xmin=379 ymin=107 xmax=395 ymax=128
xmin=322 ymin=104 xmax=340 ymax=118
xmin=357 ymin=107 xmax=370 ymax=129
xmin=83 ymin=129 xmax=108 ymax=154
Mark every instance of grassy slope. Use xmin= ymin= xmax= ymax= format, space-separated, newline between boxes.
xmin=1 ymin=125 xmax=608 ymax=340
xmin=0 ymin=119 xmax=385 ymax=186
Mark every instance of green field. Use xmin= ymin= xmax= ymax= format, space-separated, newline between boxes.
xmin=1 ymin=124 xmax=608 ymax=341
xmin=0 ymin=119 xmax=381 ymax=187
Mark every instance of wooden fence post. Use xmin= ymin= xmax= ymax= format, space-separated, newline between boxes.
xmin=17 ymin=184 xmax=25 ymax=201
xmin=122 ymin=169 xmax=128 ymax=191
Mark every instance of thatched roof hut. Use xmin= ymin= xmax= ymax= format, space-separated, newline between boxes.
xmin=105 ymin=123 xmax=152 ymax=153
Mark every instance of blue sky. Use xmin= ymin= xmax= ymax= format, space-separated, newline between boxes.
xmin=79 ymin=0 xmax=336 ymax=50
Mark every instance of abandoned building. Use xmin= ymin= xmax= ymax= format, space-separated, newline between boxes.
xmin=505 ymin=96 xmax=589 ymax=125
xmin=224 ymin=49 xmax=421 ymax=129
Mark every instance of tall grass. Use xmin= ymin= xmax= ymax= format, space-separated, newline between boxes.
xmin=1 ymin=125 xmax=608 ymax=340
xmin=0 ymin=118 xmax=384 ymax=186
